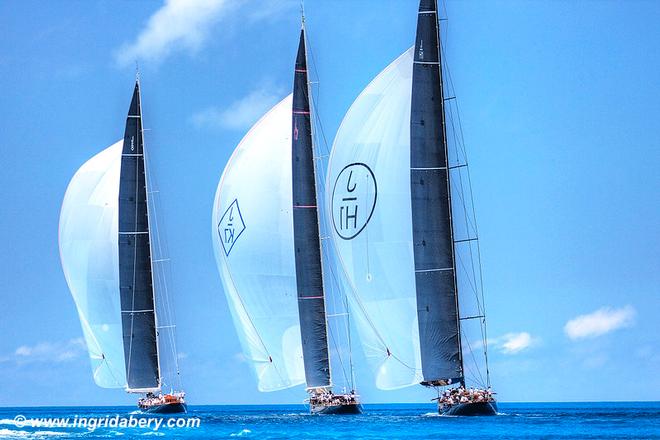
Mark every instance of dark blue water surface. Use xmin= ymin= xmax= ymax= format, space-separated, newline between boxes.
xmin=1 ymin=402 xmax=658 ymax=439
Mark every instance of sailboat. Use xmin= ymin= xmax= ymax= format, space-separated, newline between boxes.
xmin=326 ymin=0 xmax=497 ymax=416
xmin=212 ymin=21 xmax=360 ymax=415
xmin=59 ymin=78 xmax=186 ymax=414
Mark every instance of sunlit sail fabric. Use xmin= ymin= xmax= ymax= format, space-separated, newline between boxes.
xmin=326 ymin=48 xmax=425 ymax=390
xmin=59 ymin=140 xmax=127 ymax=389
xmin=212 ymin=94 xmax=306 ymax=392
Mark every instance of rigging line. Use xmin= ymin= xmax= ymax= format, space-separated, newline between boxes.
xmin=139 ymin=84 xmax=164 ymax=390
xmin=306 ymin=32 xmax=359 ymax=390
xmin=438 ymin=0 xmax=490 ymax=388
xmin=144 ymin=156 xmax=182 ymax=386
xmin=306 ymin=34 xmax=332 ymax=158
xmin=438 ymin=13 xmax=490 ymax=384
xmin=320 ymin=221 xmax=358 ymax=386
xmin=442 ymin=43 xmax=491 ymax=385
xmin=326 ymin=305 xmax=350 ymax=388
xmin=461 ymin=327 xmax=485 ymax=387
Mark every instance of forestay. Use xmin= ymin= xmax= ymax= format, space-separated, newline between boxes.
xmin=59 ymin=140 xmax=127 ymax=389
xmin=212 ymin=95 xmax=306 ymax=392
xmin=326 ymin=48 xmax=425 ymax=390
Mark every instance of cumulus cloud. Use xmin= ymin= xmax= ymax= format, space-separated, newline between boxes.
xmin=564 ymin=305 xmax=635 ymax=340
xmin=115 ymin=0 xmax=235 ymax=66
xmin=488 ymin=332 xmax=537 ymax=354
xmin=191 ymin=81 xmax=285 ymax=130
xmin=114 ymin=0 xmax=297 ymax=67
xmin=11 ymin=338 xmax=86 ymax=363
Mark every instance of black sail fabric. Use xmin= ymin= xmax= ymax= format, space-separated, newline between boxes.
xmin=292 ymin=29 xmax=331 ymax=389
xmin=410 ymin=0 xmax=463 ymax=384
xmin=118 ymin=82 xmax=160 ymax=391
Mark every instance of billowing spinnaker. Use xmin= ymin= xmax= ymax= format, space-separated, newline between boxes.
xmin=326 ymin=48 xmax=423 ymax=390
xmin=212 ymin=95 xmax=306 ymax=392
xmin=59 ymin=141 xmax=127 ymax=388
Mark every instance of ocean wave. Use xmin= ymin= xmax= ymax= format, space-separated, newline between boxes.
xmin=0 ymin=429 xmax=69 ymax=438
xmin=230 ymin=428 xmax=252 ymax=436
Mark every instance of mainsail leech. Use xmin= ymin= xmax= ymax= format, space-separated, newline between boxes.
xmin=292 ymin=28 xmax=332 ymax=389
xmin=411 ymin=0 xmax=463 ymax=385
xmin=118 ymin=82 xmax=160 ymax=392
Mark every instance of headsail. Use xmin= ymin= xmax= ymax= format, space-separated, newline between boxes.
xmin=292 ymin=28 xmax=332 ymax=389
xmin=327 ymin=48 xmax=423 ymax=390
xmin=118 ymin=82 xmax=160 ymax=392
xmin=212 ymin=95 xmax=306 ymax=392
xmin=59 ymin=141 xmax=127 ymax=389
xmin=410 ymin=0 xmax=463 ymax=385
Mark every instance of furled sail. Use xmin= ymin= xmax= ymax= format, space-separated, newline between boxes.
xmin=212 ymin=94 xmax=306 ymax=392
xmin=292 ymin=28 xmax=332 ymax=390
xmin=59 ymin=140 xmax=127 ymax=389
xmin=410 ymin=0 xmax=463 ymax=385
xmin=326 ymin=47 xmax=424 ymax=390
xmin=118 ymin=82 xmax=160 ymax=392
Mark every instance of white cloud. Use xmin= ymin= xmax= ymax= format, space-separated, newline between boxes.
xmin=11 ymin=338 xmax=86 ymax=363
xmin=114 ymin=0 xmax=298 ymax=67
xmin=115 ymin=0 xmax=235 ymax=66
xmin=564 ymin=305 xmax=635 ymax=340
xmin=191 ymin=81 xmax=285 ymax=130
xmin=487 ymin=332 xmax=537 ymax=354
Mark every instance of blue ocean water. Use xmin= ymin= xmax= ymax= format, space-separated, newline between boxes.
xmin=1 ymin=402 xmax=658 ymax=439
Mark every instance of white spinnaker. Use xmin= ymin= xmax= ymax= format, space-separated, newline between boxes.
xmin=326 ymin=48 xmax=423 ymax=390
xmin=59 ymin=141 xmax=127 ymax=388
xmin=212 ymin=95 xmax=305 ymax=392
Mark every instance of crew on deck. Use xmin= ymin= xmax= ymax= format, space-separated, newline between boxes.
xmin=437 ymin=386 xmax=495 ymax=408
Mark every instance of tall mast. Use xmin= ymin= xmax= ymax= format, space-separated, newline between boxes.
xmin=118 ymin=80 xmax=161 ymax=393
xmin=410 ymin=0 xmax=464 ymax=387
xmin=291 ymin=22 xmax=332 ymax=390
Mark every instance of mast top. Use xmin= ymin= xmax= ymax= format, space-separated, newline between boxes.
xmin=135 ymin=61 xmax=141 ymax=86
xmin=300 ymin=0 xmax=305 ymax=29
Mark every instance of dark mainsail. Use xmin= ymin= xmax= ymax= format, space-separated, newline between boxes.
xmin=292 ymin=28 xmax=331 ymax=389
xmin=410 ymin=0 xmax=463 ymax=385
xmin=118 ymin=81 xmax=160 ymax=391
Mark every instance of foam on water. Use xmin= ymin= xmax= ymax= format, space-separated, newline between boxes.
xmin=0 ymin=403 xmax=657 ymax=439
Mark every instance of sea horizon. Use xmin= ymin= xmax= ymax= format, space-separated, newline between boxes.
xmin=1 ymin=402 xmax=658 ymax=439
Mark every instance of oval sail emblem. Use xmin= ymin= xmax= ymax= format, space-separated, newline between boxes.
xmin=331 ymin=163 xmax=377 ymax=240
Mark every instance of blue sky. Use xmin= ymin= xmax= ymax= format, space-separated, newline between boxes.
xmin=0 ymin=0 xmax=659 ymax=407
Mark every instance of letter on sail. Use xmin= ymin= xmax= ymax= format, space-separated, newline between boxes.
xmin=212 ymin=95 xmax=306 ymax=391
xmin=59 ymin=141 xmax=127 ymax=388
xmin=327 ymin=48 xmax=425 ymax=390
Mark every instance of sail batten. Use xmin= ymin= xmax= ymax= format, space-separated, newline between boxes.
xmin=410 ymin=0 xmax=463 ymax=384
xmin=118 ymin=82 xmax=160 ymax=391
xmin=292 ymin=29 xmax=332 ymax=389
